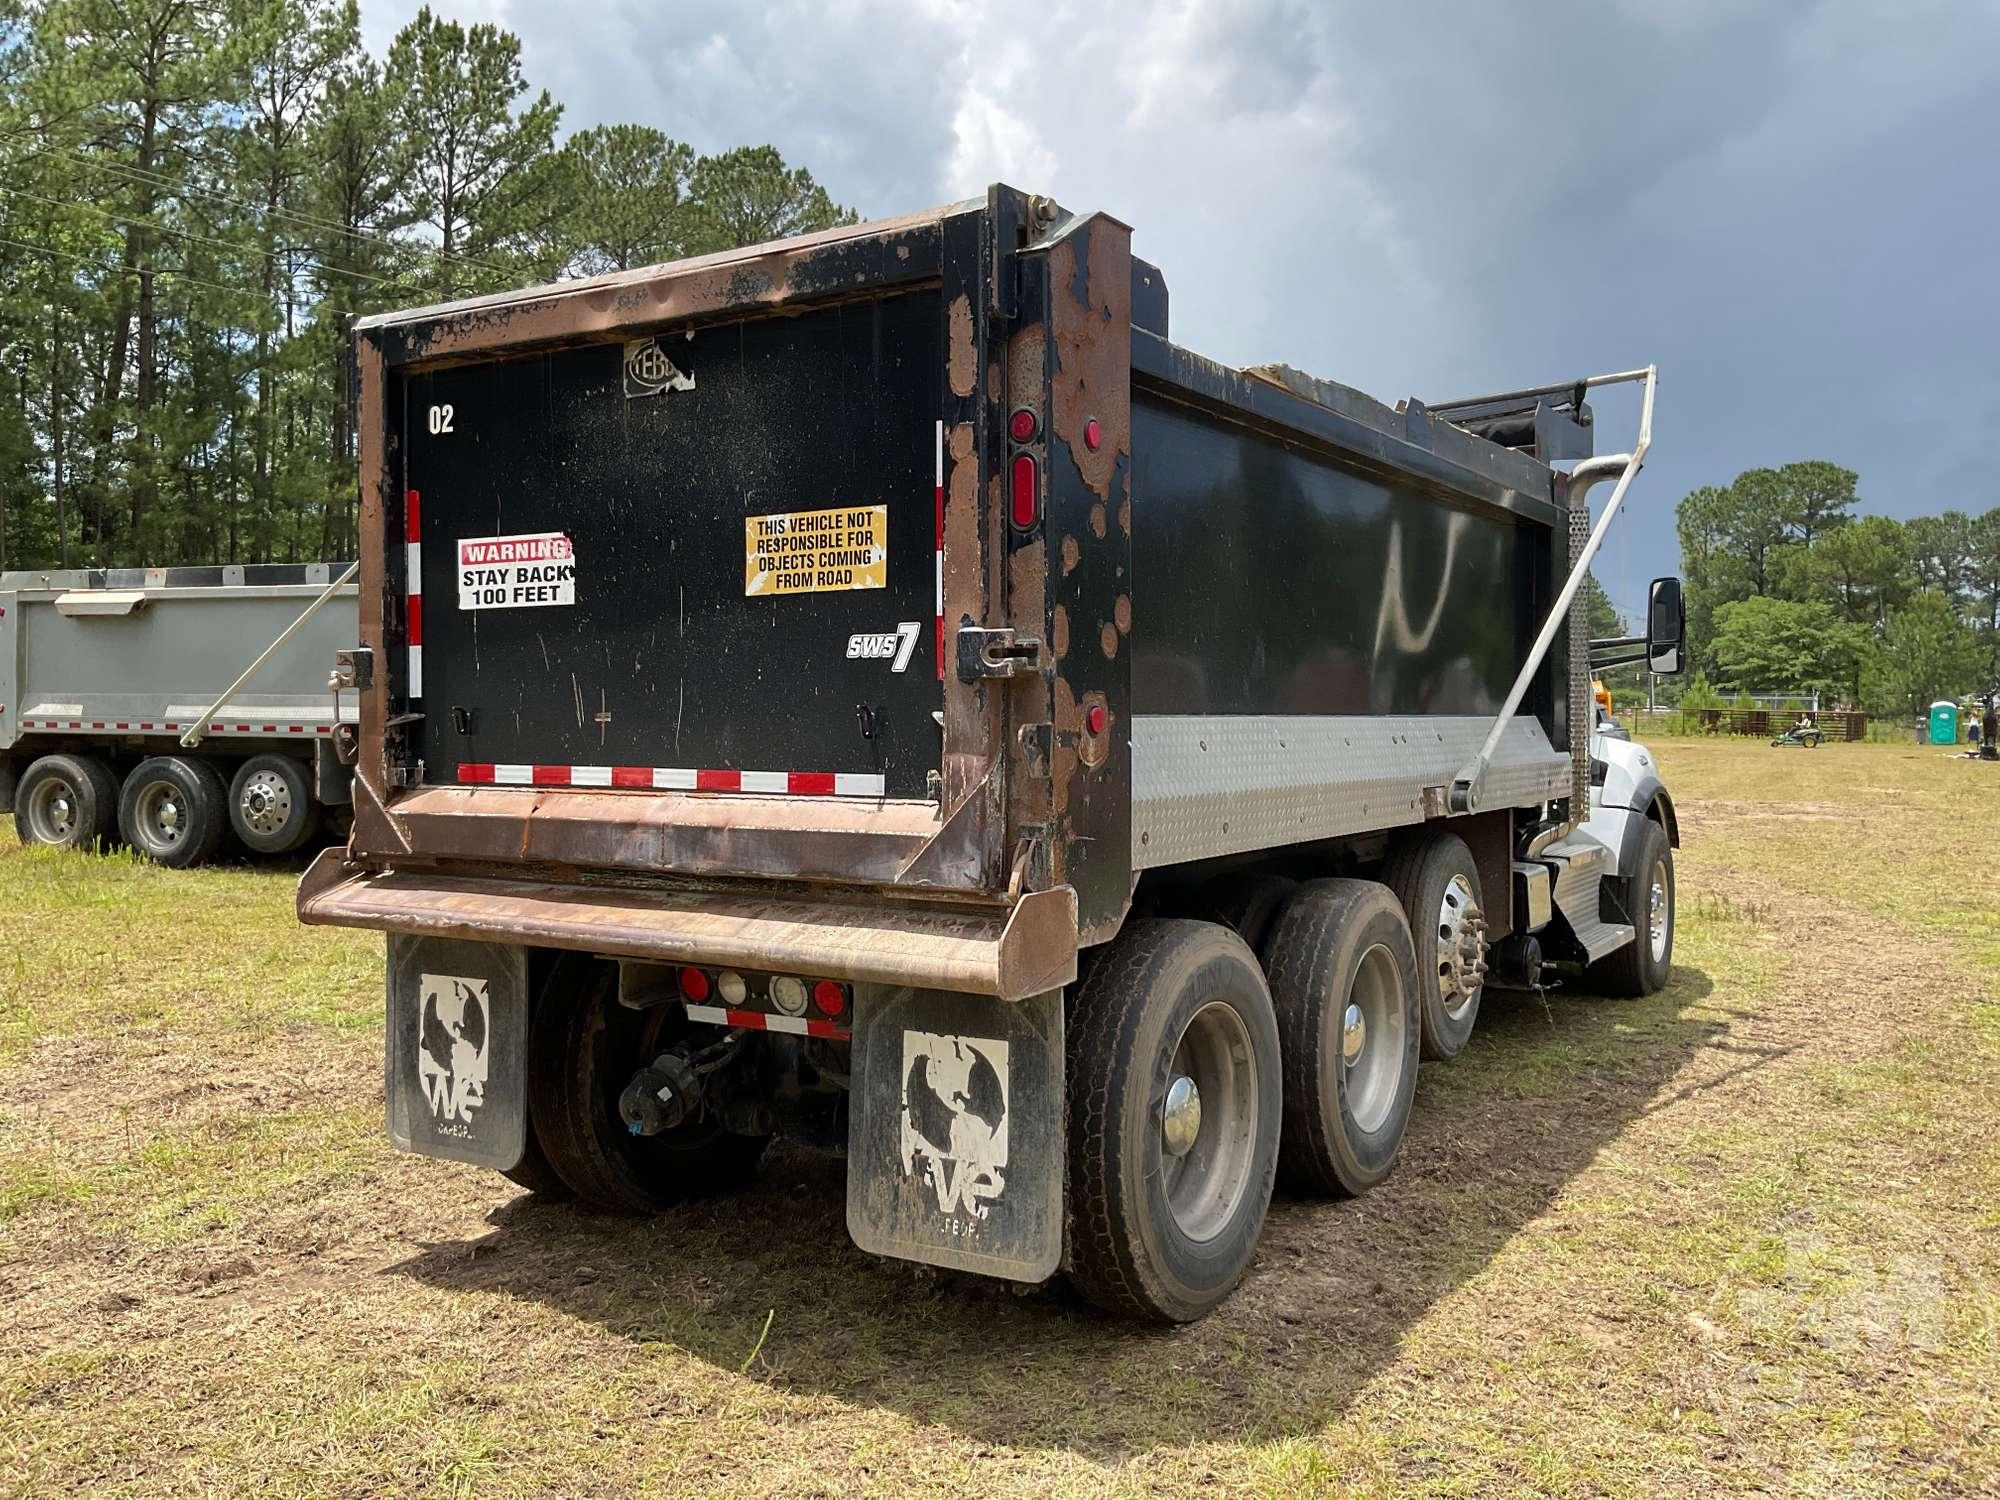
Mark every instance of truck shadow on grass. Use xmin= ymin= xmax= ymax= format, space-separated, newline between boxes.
xmin=390 ymin=965 xmax=1749 ymax=1459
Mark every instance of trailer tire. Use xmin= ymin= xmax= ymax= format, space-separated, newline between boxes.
xmin=527 ymin=955 xmax=767 ymax=1213
xmin=1066 ymin=919 xmax=1282 ymax=1324
xmin=228 ymin=753 xmax=320 ymax=854
xmin=1262 ymin=880 xmax=1420 ymax=1196
xmin=1382 ymin=833 xmax=1486 ymax=1061
xmin=118 ymin=756 xmax=229 ymax=867
xmin=16 ymin=754 xmax=120 ymax=851
xmin=1587 ymin=817 xmax=1674 ymax=997
xmin=1197 ymin=872 xmax=1297 ymax=955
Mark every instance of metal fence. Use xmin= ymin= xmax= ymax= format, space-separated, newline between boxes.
xmin=1623 ymin=709 xmax=1873 ymax=741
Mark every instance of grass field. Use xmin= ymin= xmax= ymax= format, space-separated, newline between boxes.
xmin=2 ymin=740 xmax=1997 ymax=1497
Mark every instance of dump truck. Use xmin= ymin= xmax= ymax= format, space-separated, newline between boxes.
xmin=2 ymin=563 xmax=357 ymax=865
xmin=296 ymin=186 xmax=1686 ymax=1322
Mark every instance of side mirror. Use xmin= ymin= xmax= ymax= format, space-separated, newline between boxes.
xmin=1647 ymin=576 xmax=1685 ymax=676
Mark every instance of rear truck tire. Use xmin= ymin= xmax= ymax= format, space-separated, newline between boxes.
xmin=228 ymin=753 xmax=320 ymax=855
xmin=1381 ymin=832 xmax=1487 ymax=1061
xmin=1196 ymin=872 xmax=1298 ymax=955
xmin=527 ymin=954 xmax=767 ymax=1212
xmin=15 ymin=754 xmax=120 ymax=851
xmin=499 ymin=1123 xmax=575 ymax=1200
xmin=1261 ymin=880 xmax=1421 ymax=1197
xmin=1065 ymin=919 xmax=1283 ymax=1324
xmin=117 ymin=756 xmax=229 ymax=867
xmin=1587 ymin=817 xmax=1675 ymax=998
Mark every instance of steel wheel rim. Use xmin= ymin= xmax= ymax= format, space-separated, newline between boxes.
xmin=1435 ymin=872 xmax=1482 ymax=1017
xmin=1160 ymin=999 xmax=1259 ymax=1243
xmin=1338 ymin=943 xmax=1405 ymax=1134
xmin=238 ymin=768 xmax=293 ymax=836
xmin=133 ymin=778 xmax=187 ymax=852
xmin=25 ymin=775 xmax=82 ymax=843
xmin=1648 ymin=858 xmax=1671 ymax=962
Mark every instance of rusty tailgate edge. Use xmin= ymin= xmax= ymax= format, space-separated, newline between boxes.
xmin=297 ymin=849 xmax=1077 ymax=1002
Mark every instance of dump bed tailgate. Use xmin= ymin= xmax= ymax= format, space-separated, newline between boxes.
xmin=402 ymin=289 xmax=944 ymax=801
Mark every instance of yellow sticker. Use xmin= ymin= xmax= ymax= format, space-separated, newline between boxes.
xmin=744 ymin=504 xmax=888 ymax=597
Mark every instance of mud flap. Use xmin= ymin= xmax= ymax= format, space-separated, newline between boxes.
xmin=846 ymin=985 xmax=1064 ymax=1282
xmin=385 ymin=935 xmax=528 ymax=1172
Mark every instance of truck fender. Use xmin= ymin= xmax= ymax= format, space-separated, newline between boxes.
xmin=1613 ymin=782 xmax=1678 ymax=882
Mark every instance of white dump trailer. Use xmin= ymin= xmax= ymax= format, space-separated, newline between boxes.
xmin=1 ymin=562 xmax=357 ymax=865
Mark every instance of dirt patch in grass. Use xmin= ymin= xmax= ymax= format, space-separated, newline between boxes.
xmin=2 ymin=745 xmax=1998 ymax=1497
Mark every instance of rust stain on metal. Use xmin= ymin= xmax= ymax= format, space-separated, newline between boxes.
xmin=947 ymin=293 xmax=977 ymax=398
xmin=1006 ymin=321 xmax=1045 ymax=417
xmin=1114 ymin=594 xmax=1132 ymax=634
xmin=1099 ymin=621 xmax=1119 ymax=659
xmin=1008 ymin=539 xmax=1048 ymax=671
xmin=1089 ymin=503 xmax=1107 ymax=539
xmin=1118 ymin=496 xmax=1132 ymax=535
xmin=1078 ymin=690 xmax=1111 ymax=770
xmin=1060 ymin=535 xmax=1080 ymax=576
xmin=300 ymin=864 xmax=1076 ymax=1001
xmin=1046 ymin=234 xmax=1130 ymax=503
xmin=1052 ymin=603 xmax=1070 ymax=659
xmin=940 ymin=421 xmax=987 ymax=809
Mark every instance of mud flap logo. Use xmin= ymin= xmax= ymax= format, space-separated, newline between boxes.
xmin=418 ymin=974 xmax=490 ymax=1127
xmin=623 ymin=337 xmax=695 ymax=399
xmin=900 ymin=1032 xmax=1009 ymax=1218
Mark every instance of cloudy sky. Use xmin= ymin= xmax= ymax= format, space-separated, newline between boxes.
xmin=366 ymin=0 xmax=1998 ymax=624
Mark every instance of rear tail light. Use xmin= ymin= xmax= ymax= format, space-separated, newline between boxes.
xmin=770 ymin=976 xmax=808 ymax=1015
xmin=716 ymin=970 xmax=747 ymax=1005
xmin=813 ymin=980 xmax=848 ymax=1018
xmin=1010 ymin=454 xmax=1039 ymax=529
xmin=678 ymin=966 xmax=710 ymax=1001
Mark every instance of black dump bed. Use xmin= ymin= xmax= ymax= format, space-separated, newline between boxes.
xmin=305 ymin=186 xmax=1580 ymax=994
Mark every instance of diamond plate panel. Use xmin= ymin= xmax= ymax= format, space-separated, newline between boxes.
xmin=1130 ymin=714 xmax=1569 ymax=870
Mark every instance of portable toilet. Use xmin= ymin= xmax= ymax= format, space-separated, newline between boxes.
xmin=1930 ymin=700 xmax=1960 ymax=744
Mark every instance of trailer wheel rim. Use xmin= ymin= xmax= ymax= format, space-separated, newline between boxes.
xmin=1436 ymin=872 xmax=1482 ymax=1016
xmin=1342 ymin=942 xmax=1406 ymax=1135
xmin=25 ymin=775 xmax=81 ymax=844
xmin=238 ymin=768 xmax=293 ymax=836
xmin=1161 ymin=1000 xmax=1259 ymax=1243
xmin=1648 ymin=858 xmax=1671 ymax=963
xmin=132 ymin=779 xmax=186 ymax=851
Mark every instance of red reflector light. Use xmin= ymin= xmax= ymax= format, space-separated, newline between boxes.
xmin=1010 ymin=454 xmax=1038 ymax=529
xmin=813 ymin=980 xmax=848 ymax=1017
xmin=1084 ymin=417 xmax=1103 ymax=451
xmin=1009 ymin=407 xmax=1038 ymax=443
xmin=679 ymin=966 xmax=710 ymax=1002
xmin=1085 ymin=703 xmax=1107 ymax=735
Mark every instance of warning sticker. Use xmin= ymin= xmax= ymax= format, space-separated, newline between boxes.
xmin=457 ymin=532 xmax=576 ymax=611
xmin=745 ymin=505 xmax=887 ymax=598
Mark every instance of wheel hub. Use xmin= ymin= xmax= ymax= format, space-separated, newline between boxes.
xmin=239 ymin=771 xmax=291 ymax=835
xmin=1161 ymin=1073 xmax=1202 ymax=1157
xmin=1436 ymin=873 xmax=1487 ymax=1015
xmin=1341 ymin=1002 xmax=1366 ymax=1066
xmin=1648 ymin=858 xmax=1670 ymax=961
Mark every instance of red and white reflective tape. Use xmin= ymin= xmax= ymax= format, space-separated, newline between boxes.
xmin=455 ymin=763 xmax=885 ymax=796
xmin=405 ymin=489 xmax=424 ymax=698
xmin=934 ymin=418 xmax=946 ymax=680
xmin=16 ymin=719 xmax=339 ymax=735
xmin=684 ymin=1003 xmax=850 ymax=1042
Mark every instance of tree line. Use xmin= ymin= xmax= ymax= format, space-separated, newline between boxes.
xmin=0 ymin=0 xmax=855 ymax=573
xmin=1672 ymin=461 xmax=1996 ymax=718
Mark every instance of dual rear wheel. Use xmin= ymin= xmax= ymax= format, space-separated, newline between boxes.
xmin=1066 ymin=878 xmax=1428 ymax=1322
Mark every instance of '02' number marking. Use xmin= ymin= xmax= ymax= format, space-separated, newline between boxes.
xmin=847 ymin=621 xmax=921 ymax=673
xmin=427 ymin=403 xmax=455 ymax=435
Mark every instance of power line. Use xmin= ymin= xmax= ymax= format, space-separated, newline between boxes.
xmin=25 ymin=144 xmax=517 ymax=281
xmin=0 ymin=182 xmax=425 ymax=294
xmin=0 ymin=232 xmax=251 ymax=301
